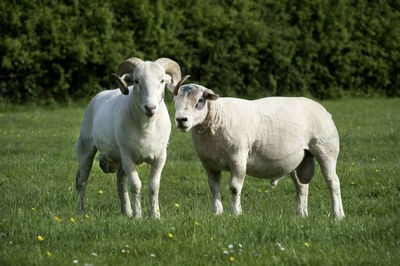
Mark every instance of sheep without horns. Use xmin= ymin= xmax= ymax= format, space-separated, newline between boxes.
xmin=171 ymin=78 xmax=345 ymax=219
xmin=76 ymin=57 xmax=181 ymax=218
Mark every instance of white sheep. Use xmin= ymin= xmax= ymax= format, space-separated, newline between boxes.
xmin=76 ymin=57 xmax=181 ymax=218
xmin=171 ymin=77 xmax=345 ymax=219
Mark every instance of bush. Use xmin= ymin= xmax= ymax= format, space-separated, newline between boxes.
xmin=0 ymin=0 xmax=399 ymax=103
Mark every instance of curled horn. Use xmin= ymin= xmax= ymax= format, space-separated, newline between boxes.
xmin=155 ymin=58 xmax=181 ymax=85
xmin=111 ymin=57 xmax=144 ymax=95
xmin=173 ymin=75 xmax=190 ymax=95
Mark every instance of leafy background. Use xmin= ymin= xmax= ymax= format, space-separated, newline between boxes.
xmin=1 ymin=0 xmax=399 ymax=103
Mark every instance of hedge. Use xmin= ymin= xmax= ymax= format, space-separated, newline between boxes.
xmin=1 ymin=0 xmax=399 ymax=103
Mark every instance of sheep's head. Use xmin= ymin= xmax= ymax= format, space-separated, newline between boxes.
xmin=172 ymin=78 xmax=219 ymax=132
xmin=111 ymin=57 xmax=181 ymax=117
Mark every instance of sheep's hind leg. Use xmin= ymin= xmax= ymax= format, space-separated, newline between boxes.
xmin=76 ymin=140 xmax=96 ymax=214
xmin=311 ymin=142 xmax=345 ymax=219
xmin=117 ymin=167 xmax=133 ymax=217
xmin=318 ymin=158 xmax=345 ymax=219
xmin=290 ymin=171 xmax=309 ymax=217
xmin=206 ymin=167 xmax=223 ymax=215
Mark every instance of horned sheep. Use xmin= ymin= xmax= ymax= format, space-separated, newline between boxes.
xmin=76 ymin=57 xmax=181 ymax=218
xmin=172 ymin=77 xmax=345 ymax=219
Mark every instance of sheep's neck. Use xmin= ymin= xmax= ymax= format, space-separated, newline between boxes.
xmin=197 ymin=100 xmax=223 ymax=135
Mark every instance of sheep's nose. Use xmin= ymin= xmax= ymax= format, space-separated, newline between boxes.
xmin=176 ymin=117 xmax=188 ymax=128
xmin=144 ymin=104 xmax=156 ymax=116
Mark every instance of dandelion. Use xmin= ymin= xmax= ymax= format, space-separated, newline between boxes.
xmin=229 ymin=257 xmax=235 ymax=262
xmin=168 ymin=233 xmax=174 ymax=238
xmin=228 ymin=214 xmax=231 ymax=217
xmin=126 ymin=249 xmax=130 ymax=254
xmin=264 ymin=190 xmax=269 ymax=193
xmin=271 ymin=186 xmax=276 ymax=189
xmin=351 ymin=162 xmax=355 ymax=166
xmin=41 ymin=158 xmax=45 ymax=161
xmin=372 ymin=158 xmax=376 ymax=161
xmin=47 ymin=251 xmax=52 ymax=257
xmin=32 ymin=208 xmax=36 ymax=211
xmin=55 ymin=216 xmax=62 ymax=222
xmin=375 ymin=169 xmax=379 ymax=173
xmin=98 ymin=190 xmax=103 ymax=194
xmin=210 ymin=237 xmax=214 ymax=241
xmin=174 ymin=203 xmax=180 ymax=208
xmin=351 ymin=181 xmax=355 ymax=185
xmin=85 ymin=214 xmax=90 ymax=219
xmin=304 ymin=242 xmax=310 ymax=247
xmin=257 ymin=189 xmax=262 ymax=193
xmin=194 ymin=221 xmax=201 ymax=226
xmin=70 ymin=218 xmax=75 ymax=223
xmin=37 ymin=235 xmax=45 ymax=241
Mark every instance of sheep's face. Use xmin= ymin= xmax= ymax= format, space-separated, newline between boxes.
xmin=131 ymin=62 xmax=171 ymax=117
xmin=173 ymin=84 xmax=218 ymax=132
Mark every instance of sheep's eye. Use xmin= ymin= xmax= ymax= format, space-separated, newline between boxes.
xmin=196 ymin=98 xmax=204 ymax=108
xmin=160 ymin=79 xmax=164 ymax=84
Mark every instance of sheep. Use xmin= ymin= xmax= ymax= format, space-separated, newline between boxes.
xmin=170 ymin=77 xmax=345 ymax=219
xmin=76 ymin=57 xmax=181 ymax=219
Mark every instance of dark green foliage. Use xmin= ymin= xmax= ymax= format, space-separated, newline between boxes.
xmin=1 ymin=0 xmax=399 ymax=103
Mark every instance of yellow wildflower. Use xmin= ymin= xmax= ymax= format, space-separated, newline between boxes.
xmin=194 ymin=221 xmax=201 ymax=226
xmin=375 ymin=169 xmax=379 ymax=173
xmin=168 ymin=233 xmax=174 ymax=238
xmin=351 ymin=162 xmax=355 ymax=166
xmin=70 ymin=218 xmax=75 ymax=223
xmin=98 ymin=190 xmax=103 ymax=194
xmin=32 ymin=208 xmax=36 ymax=211
xmin=47 ymin=251 xmax=52 ymax=257
xmin=37 ymin=235 xmax=45 ymax=241
xmin=55 ymin=216 xmax=62 ymax=222
xmin=229 ymin=257 xmax=235 ymax=262
xmin=174 ymin=203 xmax=180 ymax=208
xmin=257 ymin=189 xmax=262 ymax=192
xmin=210 ymin=237 xmax=214 ymax=241
xmin=372 ymin=158 xmax=376 ymax=161
xmin=85 ymin=214 xmax=90 ymax=219
xmin=264 ymin=190 xmax=269 ymax=193
xmin=351 ymin=182 xmax=355 ymax=185
xmin=305 ymin=242 xmax=310 ymax=247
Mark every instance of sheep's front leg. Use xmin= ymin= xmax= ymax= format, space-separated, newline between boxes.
xmin=290 ymin=171 xmax=309 ymax=217
xmin=229 ymin=157 xmax=247 ymax=216
xmin=117 ymin=167 xmax=133 ymax=217
xmin=148 ymin=150 xmax=166 ymax=219
xmin=123 ymin=160 xmax=142 ymax=218
xmin=205 ymin=167 xmax=223 ymax=215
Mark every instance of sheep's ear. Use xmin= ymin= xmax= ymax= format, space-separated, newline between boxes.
xmin=164 ymin=74 xmax=175 ymax=93
xmin=203 ymin=89 xmax=219 ymax=101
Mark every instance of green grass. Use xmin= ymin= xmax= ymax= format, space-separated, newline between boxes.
xmin=0 ymin=98 xmax=399 ymax=265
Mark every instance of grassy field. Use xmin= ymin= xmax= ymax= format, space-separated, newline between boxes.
xmin=0 ymin=98 xmax=399 ymax=265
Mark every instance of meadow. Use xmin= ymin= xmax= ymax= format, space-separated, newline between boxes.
xmin=0 ymin=98 xmax=399 ymax=265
